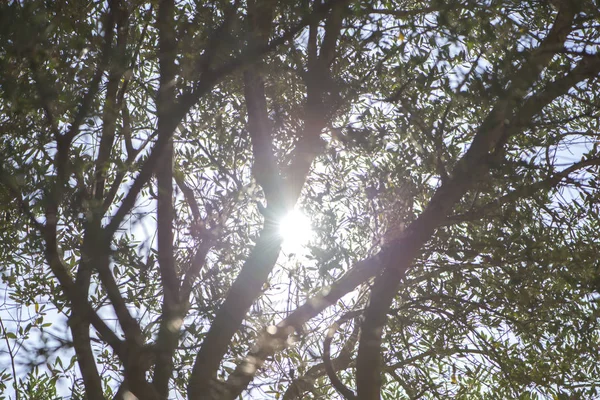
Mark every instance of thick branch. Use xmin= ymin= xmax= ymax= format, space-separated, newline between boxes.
xmin=244 ymin=66 xmax=283 ymax=205
xmin=318 ymin=0 xmax=346 ymax=69
xmin=224 ymin=4 xmax=599 ymax=397
xmin=223 ymin=252 xmax=384 ymax=397
xmin=186 ymin=2 xmax=283 ymax=398
xmin=355 ymin=5 xmax=582 ymax=398
xmin=42 ymin=10 xmax=148 ymax=379
xmin=243 ymin=0 xmax=282 ymax=205
xmin=74 ymin=9 xmax=129 ymax=395
xmin=187 ymin=227 xmax=284 ymax=399
xmin=155 ymin=0 xmax=179 ymax=328
xmin=71 ymin=233 xmax=107 ymax=400
xmin=284 ymin=1 xmax=346 ymax=201
xmin=0 ymin=165 xmax=109 ymax=398
xmin=105 ymin=1 xmax=335 ymax=238
xmin=152 ymin=0 xmax=182 ymax=397
xmin=177 ymin=0 xmax=337 ymax=124
xmin=187 ymin=4 xmax=344 ymax=398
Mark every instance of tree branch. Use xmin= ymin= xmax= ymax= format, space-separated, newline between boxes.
xmin=223 ymin=252 xmax=384 ymax=397
xmin=101 ymin=123 xmax=153 ymax=215
xmin=244 ymin=64 xmax=283 ymax=205
xmin=243 ymin=1 xmax=283 ymax=206
xmin=283 ymin=1 xmax=346 ymax=202
xmin=323 ymin=312 xmax=359 ymax=400
xmin=0 ymin=317 xmax=20 ymax=400
xmin=175 ymin=172 xmax=201 ymax=223
xmin=93 ymin=1 xmax=129 ymax=205
xmin=63 ymin=0 xmax=118 ymax=144
xmin=284 ymin=311 xmax=361 ymax=400
xmin=73 ymin=9 xmax=131 ymax=395
xmin=187 ymin=3 xmax=344 ymax=398
xmin=193 ymin=0 xmax=241 ymax=81
xmin=104 ymin=0 xmax=335 ymax=238
xmin=71 ymin=232 xmax=109 ymax=400
xmin=446 ymin=157 xmax=600 ymax=224
xmin=221 ymin=4 xmax=599 ymax=397
xmin=355 ymin=5 xmax=582 ymax=398
xmin=152 ymin=0 xmax=182 ymax=396
xmin=177 ymin=0 xmax=338 ymax=122
xmin=43 ymin=231 xmax=124 ymax=352
xmin=0 ymin=163 xmax=126 ymax=395
xmin=180 ymin=241 xmax=214 ymax=300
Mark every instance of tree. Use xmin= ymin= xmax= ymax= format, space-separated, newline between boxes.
xmin=1 ymin=0 xmax=600 ymax=399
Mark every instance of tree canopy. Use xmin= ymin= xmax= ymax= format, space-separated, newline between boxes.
xmin=1 ymin=0 xmax=600 ymax=399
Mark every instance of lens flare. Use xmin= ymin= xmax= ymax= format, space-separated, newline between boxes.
xmin=278 ymin=209 xmax=313 ymax=253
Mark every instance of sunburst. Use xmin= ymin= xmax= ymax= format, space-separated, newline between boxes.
xmin=278 ymin=209 xmax=313 ymax=254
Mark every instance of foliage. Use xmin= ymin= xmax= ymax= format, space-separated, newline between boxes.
xmin=1 ymin=0 xmax=600 ymax=399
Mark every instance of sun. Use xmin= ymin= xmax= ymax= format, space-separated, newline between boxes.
xmin=278 ymin=209 xmax=313 ymax=253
